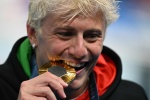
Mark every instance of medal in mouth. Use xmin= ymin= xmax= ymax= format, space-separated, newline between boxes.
xmin=38 ymin=59 xmax=76 ymax=84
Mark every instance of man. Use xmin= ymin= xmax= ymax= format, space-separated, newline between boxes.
xmin=0 ymin=0 xmax=148 ymax=100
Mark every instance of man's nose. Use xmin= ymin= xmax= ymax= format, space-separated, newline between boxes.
xmin=68 ymin=36 xmax=88 ymax=59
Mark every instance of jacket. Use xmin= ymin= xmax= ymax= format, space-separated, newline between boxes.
xmin=0 ymin=37 xmax=148 ymax=100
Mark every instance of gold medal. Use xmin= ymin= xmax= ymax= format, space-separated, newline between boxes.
xmin=38 ymin=59 xmax=76 ymax=84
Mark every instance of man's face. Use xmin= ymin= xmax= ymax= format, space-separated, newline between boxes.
xmin=35 ymin=15 xmax=105 ymax=90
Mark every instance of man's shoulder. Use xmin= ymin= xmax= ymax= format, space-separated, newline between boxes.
xmin=0 ymin=63 xmax=15 ymax=80
xmin=110 ymin=80 xmax=148 ymax=100
xmin=0 ymin=64 xmax=19 ymax=99
xmin=119 ymin=80 xmax=146 ymax=93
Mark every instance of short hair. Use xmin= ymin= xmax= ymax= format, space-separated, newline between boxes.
xmin=27 ymin=0 xmax=120 ymax=30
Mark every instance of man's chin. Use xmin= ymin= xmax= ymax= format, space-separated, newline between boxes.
xmin=68 ymin=79 xmax=82 ymax=89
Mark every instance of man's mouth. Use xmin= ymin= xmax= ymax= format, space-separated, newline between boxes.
xmin=48 ymin=57 xmax=87 ymax=70
xmin=45 ymin=58 xmax=87 ymax=72
xmin=64 ymin=60 xmax=86 ymax=71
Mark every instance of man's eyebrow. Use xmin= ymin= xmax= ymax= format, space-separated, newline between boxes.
xmin=85 ymin=29 xmax=102 ymax=35
xmin=54 ymin=26 xmax=75 ymax=31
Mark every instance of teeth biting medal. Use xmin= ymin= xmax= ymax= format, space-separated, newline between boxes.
xmin=38 ymin=58 xmax=76 ymax=84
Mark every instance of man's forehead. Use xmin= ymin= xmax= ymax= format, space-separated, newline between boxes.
xmin=43 ymin=13 xmax=104 ymax=28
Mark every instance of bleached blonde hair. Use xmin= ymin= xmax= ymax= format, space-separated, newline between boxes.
xmin=28 ymin=0 xmax=119 ymax=30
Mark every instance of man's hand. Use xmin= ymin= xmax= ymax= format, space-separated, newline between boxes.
xmin=17 ymin=72 xmax=68 ymax=100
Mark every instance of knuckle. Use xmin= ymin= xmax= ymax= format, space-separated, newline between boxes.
xmin=44 ymin=72 xmax=50 ymax=76
xmin=44 ymin=87 xmax=51 ymax=93
xmin=20 ymin=81 xmax=29 ymax=87
xmin=46 ymin=71 xmax=54 ymax=76
xmin=55 ymin=85 xmax=63 ymax=91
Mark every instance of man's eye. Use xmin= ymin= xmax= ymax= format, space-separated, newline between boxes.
xmin=56 ymin=31 xmax=73 ymax=39
xmin=84 ymin=32 xmax=102 ymax=42
xmin=89 ymin=34 xmax=100 ymax=38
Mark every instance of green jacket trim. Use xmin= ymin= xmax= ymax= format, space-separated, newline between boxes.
xmin=16 ymin=38 xmax=32 ymax=77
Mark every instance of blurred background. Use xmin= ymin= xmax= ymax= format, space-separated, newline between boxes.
xmin=0 ymin=0 xmax=150 ymax=99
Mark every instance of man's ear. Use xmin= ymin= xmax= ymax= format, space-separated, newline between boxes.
xmin=26 ymin=23 xmax=38 ymax=46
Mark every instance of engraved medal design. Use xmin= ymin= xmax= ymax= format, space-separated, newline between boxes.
xmin=38 ymin=59 xmax=76 ymax=84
